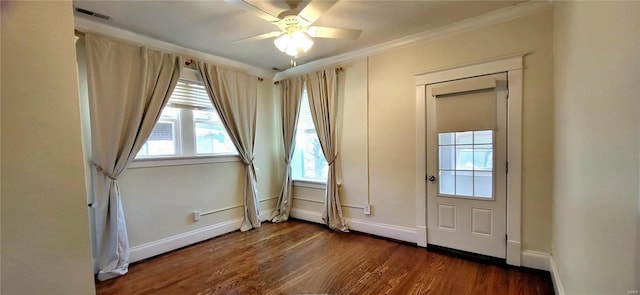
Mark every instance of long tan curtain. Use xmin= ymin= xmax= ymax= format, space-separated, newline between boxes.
xmin=85 ymin=34 xmax=182 ymax=281
xmin=305 ymin=69 xmax=348 ymax=231
xmin=271 ymin=77 xmax=304 ymax=222
xmin=197 ymin=62 xmax=260 ymax=231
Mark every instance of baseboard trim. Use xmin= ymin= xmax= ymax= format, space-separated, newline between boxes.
xmin=129 ymin=208 xmax=275 ymax=264
xmin=290 ymin=208 xmax=324 ymax=223
xmin=348 ymin=218 xmax=417 ymax=243
xmin=521 ymin=250 xmax=550 ymax=271
xmin=129 ymin=218 xmax=243 ymax=263
xmin=290 ymin=208 xmax=417 ymax=243
xmin=507 ymin=240 xmax=522 ymax=266
xmin=416 ymin=225 xmax=427 ymax=247
xmin=549 ymin=256 xmax=565 ymax=295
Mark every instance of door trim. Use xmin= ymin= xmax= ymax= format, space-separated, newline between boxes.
xmin=414 ymin=53 xmax=525 ymax=266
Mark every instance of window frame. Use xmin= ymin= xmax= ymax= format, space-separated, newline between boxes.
xmin=291 ymin=85 xmax=328 ymax=185
xmin=132 ymin=69 xmax=240 ymax=167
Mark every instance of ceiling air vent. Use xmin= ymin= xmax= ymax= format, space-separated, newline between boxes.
xmin=74 ymin=7 xmax=111 ymax=21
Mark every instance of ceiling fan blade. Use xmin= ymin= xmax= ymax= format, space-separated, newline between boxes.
xmin=225 ymin=0 xmax=280 ymax=22
xmin=298 ymin=0 xmax=337 ymax=24
xmin=308 ymin=26 xmax=362 ymax=40
xmin=234 ymin=31 xmax=283 ymax=42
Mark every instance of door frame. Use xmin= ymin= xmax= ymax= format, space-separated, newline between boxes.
xmin=414 ymin=54 xmax=524 ymax=266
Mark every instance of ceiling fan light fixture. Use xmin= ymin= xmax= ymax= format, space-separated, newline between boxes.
xmin=273 ymin=34 xmax=290 ymax=52
xmin=273 ymin=30 xmax=314 ymax=57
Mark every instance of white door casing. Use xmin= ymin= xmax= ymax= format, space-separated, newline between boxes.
xmin=415 ymin=54 xmax=524 ymax=266
xmin=426 ymin=73 xmax=507 ymax=258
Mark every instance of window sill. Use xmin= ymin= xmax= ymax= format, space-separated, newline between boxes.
xmin=293 ymin=179 xmax=326 ymax=189
xmin=129 ymin=154 xmax=241 ymax=168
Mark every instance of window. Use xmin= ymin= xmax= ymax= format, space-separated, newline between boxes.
xmin=137 ymin=77 xmax=237 ymax=159
xmin=438 ymin=130 xmax=493 ymax=198
xmin=291 ymin=88 xmax=327 ymax=182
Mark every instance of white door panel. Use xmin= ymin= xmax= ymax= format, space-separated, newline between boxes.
xmin=426 ymin=73 xmax=508 ymax=258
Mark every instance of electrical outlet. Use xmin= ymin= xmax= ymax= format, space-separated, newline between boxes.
xmin=193 ymin=211 xmax=201 ymax=222
xmin=364 ymin=204 xmax=371 ymax=215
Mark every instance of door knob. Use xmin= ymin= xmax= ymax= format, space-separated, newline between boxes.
xmin=428 ymin=175 xmax=436 ymax=182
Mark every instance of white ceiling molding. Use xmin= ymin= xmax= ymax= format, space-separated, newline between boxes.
xmin=74 ymin=17 xmax=276 ymax=79
xmin=274 ymin=1 xmax=552 ymax=81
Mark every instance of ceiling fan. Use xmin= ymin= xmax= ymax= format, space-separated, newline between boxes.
xmin=226 ymin=0 xmax=362 ymax=65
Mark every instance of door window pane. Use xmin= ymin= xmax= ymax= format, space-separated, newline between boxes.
xmin=474 ymin=171 xmax=493 ymax=198
xmin=439 ymin=170 xmax=455 ymax=195
xmin=455 ymin=171 xmax=474 ymax=196
xmin=455 ymin=131 xmax=473 ymax=144
xmin=473 ymin=144 xmax=493 ymax=171
xmin=437 ymin=130 xmax=494 ymax=198
xmin=474 ymin=130 xmax=492 ymax=144
xmin=438 ymin=133 xmax=454 ymax=145
xmin=439 ymin=146 xmax=455 ymax=170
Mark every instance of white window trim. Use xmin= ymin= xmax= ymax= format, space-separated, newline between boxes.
xmin=136 ymin=68 xmax=239 ymax=161
xmin=415 ymin=53 xmax=524 ymax=266
xmin=129 ymin=154 xmax=241 ymax=169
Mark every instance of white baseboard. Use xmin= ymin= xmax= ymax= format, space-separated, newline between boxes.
xmin=507 ymin=240 xmax=522 ymax=266
xmin=348 ymin=218 xmax=417 ymax=243
xmin=129 ymin=218 xmax=243 ymax=263
xmin=521 ymin=250 xmax=550 ymax=271
xmin=130 ymin=208 xmax=276 ymax=263
xmin=290 ymin=208 xmax=417 ymax=243
xmin=416 ymin=225 xmax=427 ymax=247
xmin=290 ymin=208 xmax=324 ymax=223
xmin=549 ymin=256 xmax=565 ymax=295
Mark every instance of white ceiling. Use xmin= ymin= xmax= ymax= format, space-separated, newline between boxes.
xmin=73 ymin=0 xmax=526 ymax=71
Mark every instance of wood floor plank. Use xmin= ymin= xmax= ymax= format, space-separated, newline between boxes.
xmin=96 ymin=220 xmax=554 ymax=295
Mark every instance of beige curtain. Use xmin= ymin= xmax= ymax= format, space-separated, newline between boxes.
xmin=271 ymin=77 xmax=304 ymax=222
xmin=85 ymin=34 xmax=182 ymax=280
xmin=197 ymin=62 xmax=260 ymax=231
xmin=306 ymin=69 xmax=348 ymax=232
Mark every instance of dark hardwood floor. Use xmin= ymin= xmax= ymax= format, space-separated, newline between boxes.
xmin=96 ymin=220 xmax=553 ymax=295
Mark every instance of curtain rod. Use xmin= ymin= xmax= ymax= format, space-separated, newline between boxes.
xmin=273 ymin=67 xmax=343 ymax=84
xmin=73 ymin=33 xmax=264 ymax=82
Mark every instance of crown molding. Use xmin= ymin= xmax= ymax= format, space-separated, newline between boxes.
xmin=273 ymin=1 xmax=553 ymax=81
xmin=74 ymin=16 xmax=276 ymax=79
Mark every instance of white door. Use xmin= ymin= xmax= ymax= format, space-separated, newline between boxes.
xmin=426 ymin=73 xmax=508 ymax=258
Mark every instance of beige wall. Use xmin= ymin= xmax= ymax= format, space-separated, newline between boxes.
xmin=1 ymin=1 xmax=96 ymax=294
xmin=294 ymin=9 xmax=555 ymax=252
xmin=118 ymin=77 xmax=283 ymax=247
xmin=553 ymin=2 xmax=639 ymax=293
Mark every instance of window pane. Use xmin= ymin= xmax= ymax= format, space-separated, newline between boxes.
xmin=456 ymin=145 xmax=474 ymax=170
xmin=474 ymin=144 xmax=493 ymax=171
xmin=439 ymin=146 xmax=455 ymax=170
xmin=474 ymin=171 xmax=492 ymax=198
xmin=439 ymin=170 xmax=455 ymax=195
xmin=455 ymin=170 xmax=473 ymax=196
xmin=474 ymin=130 xmax=492 ymax=144
xmin=292 ymin=88 xmax=327 ymax=181
xmin=455 ymin=131 xmax=473 ymax=144
xmin=438 ymin=132 xmax=454 ymax=145
xmin=194 ymin=110 xmax=236 ymax=154
xmin=138 ymin=121 xmax=176 ymax=157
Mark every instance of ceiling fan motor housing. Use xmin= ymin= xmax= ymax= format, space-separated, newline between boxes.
xmin=277 ymin=15 xmax=310 ymax=35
